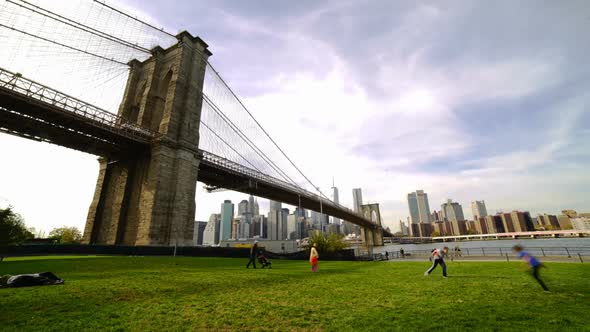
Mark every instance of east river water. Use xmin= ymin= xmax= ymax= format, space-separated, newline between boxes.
xmin=374 ymin=237 xmax=590 ymax=255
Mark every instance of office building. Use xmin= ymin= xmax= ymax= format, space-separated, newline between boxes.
xmin=219 ymin=200 xmax=234 ymax=241
xmin=238 ymin=200 xmax=249 ymax=216
xmin=408 ymin=190 xmax=431 ymax=223
xmin=557 ymin=214 xmax=573 ymax=230
xmin=193 ymin=221 xmax=207 ymax=245
xmin=537 ymin=214 xmax=560 ymax=229
xmin=270 ymin=200 xmax=282 ymax=212
xmin=484 ymin=215 xmax=504 ymax=233
xmin=441 ymin=199 xmax=465 ymax=222
xmin=203 ymin=213 xmax=221 ymax=245
xmin=352 ymin=188 xmax=363 ymax=213
xmin=510 ymin=211 xmax=534 ymax=232
xmin=571 ymin=217 xmax=590 ymax=231
xmin=471 ymin=200 xmax=488 ymax=219
xmin=451 ymin=220 xmax=467 ymax=236
xmin=332 ymin=181 xmax=341 ymax=225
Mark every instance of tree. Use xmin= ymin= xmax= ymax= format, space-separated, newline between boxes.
xmin=431 ymin=231 xmax=440 ymax=237
xmin=305 ymin=231 xmax=347 ymax=254
xmin=0 ymin=207 xmax=34 ymax=246
xmin=49 ymin=226 xmax=82 ymax=244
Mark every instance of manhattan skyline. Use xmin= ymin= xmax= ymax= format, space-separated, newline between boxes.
xmin=0 ymin=0 xmax=589 ymax=235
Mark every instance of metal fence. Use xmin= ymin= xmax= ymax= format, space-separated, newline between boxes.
xmin=376 ymin=246 xmax=590 ymax=263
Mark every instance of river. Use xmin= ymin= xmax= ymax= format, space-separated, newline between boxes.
xmin=373 ymin=237 xmax=590 ymax=255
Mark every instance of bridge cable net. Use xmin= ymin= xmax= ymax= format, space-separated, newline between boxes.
xmin=200 ymin=64 xmax=340 ymax=207
xmin=0 ymin=0 xmax=174 ymax=113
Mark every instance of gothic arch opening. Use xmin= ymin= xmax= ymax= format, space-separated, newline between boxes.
xmin=149 ymin=70 xmax=172 ymax=132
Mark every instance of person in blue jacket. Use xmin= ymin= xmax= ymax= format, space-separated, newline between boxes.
xmin=513 ymin=245 xmax=549 ymax=291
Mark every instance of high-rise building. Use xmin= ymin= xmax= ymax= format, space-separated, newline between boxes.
xmin=475 ymin=217 xmax=488 ymax=234
xmin=270 ymin=200 xmax=282 ymax=212
xmin=450 ymin=220 xmax=467 ymax=235
xmin=193 ymin=221 xmax=207 ymax=245
xmin=557 ymin=214 xmax=573 ymax=229
xmin=287 ymin=214 xmax=297 ymax=239
xmin=203 ymin=213 xmax=221 ymax=245
xmin=484 ymin=215 xmax=505 ymax=233
xmin=471 ymin=200 xmax=488 ymax=219
xmin=408 ymin=192 xmax=419 ymax=224
xmin=238 ymin=200 xmax=249 ymax=216
xmin=267 ymin=209 xmax=279 ymax=240
xmin=253 ymin=199 xmax=260 ymax=216
xmin=294 ymin=207 xmax=306 ymax=218
xmin=352 ymin=188 xmax=363 ymax=213
xmin=498 ymin=213 xmax=515 ymax=233
xmin=510 ymin=211 xmax=534 ymax=232
xmin=280 ymin=208 xmax=289 ymax=240
xmin=248 ymin=195 xmax=255 ymax=215
xmin=571 ymin=217 xmax=590 ymax=231
xmin=219 ymin=200 xmax=234 ymax=241
xmin=408 ymin=190 xmax=431 ymax=223
xmin=537 ymin=214 xmax=560 ymax=229
xmin=332 ymin=180 xmax=340 ymax=225
xmin=441 ymin=199 xmax=465 ymax=222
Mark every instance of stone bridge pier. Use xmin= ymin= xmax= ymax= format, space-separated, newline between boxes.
xmin=83 ymin=32 xmax=211 ymax=246
xmin=360 ymin=203 xmax=384 ymax=246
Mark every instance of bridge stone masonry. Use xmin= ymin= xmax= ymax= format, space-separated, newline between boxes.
xmin=84 ymin=31 xmax=211 ymax=246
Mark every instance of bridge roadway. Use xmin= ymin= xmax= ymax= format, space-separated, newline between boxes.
xmin=0 ymin=67 xmax=386 ymax=232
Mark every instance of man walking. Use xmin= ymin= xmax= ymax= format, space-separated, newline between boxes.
xmin=424 ymin=246 xmax=449 ymax=278
xmin=246 ymin=241 xmax=259 ymax=269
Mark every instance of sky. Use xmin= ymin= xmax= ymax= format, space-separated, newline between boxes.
xmin=1 ymin=0 xmax=589 ymax=235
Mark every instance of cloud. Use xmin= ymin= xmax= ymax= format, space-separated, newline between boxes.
xmin=1 ymin=0 xmax=589 ymax=234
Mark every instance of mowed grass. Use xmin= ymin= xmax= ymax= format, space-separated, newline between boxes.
xmin=1 ymin=256 xmax=589 ymax=331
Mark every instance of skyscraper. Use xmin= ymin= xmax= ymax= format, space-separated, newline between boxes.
xmin=407 ymin=192 xmax=419 ymax=224
xmin=408 ymin=190 xmax=431 ymax=223
xmin=248 ymin=195 xmax=255 ymax=215
xmin=471 ymin=200 xmax=488 ymax=219
xmin=253 ymin=199 xmax=260 ymax=216
xmin=219 ymin=200 xmax=234 ymax=241
xmin=270 ymin=200 xmax=282 ymax=212
xmin=203 ymin=213 xmax=221 ymax=245
xmin=332 ymin=179 xmax=340 ymax=225
xmin=441 ymin=199 xmax=465 ymax=222
xmin=237 ymin=200 xmax=249 ymax=216
xmin=352 ymin=188 xmax=363 ymax=213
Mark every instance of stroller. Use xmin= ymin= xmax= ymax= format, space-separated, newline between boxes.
xmin=257 ymin=253 xmax=272 ymax=269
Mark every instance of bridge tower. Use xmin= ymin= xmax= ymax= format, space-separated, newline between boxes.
xmin=360 ymin=203 xmax=384 ymax=246
xmin=83 ymin=32 xmax=211 ymax=246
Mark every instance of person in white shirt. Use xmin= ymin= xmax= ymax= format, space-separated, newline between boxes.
xmin=424 ymin=247 xmax=449 ymax=278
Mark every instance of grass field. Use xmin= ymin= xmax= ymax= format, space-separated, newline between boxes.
xmin=1 ymin=256 xmax=589 ymax=331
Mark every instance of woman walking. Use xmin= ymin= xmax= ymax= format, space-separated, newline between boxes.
xmin=310 ymin=243 xmax=319 ymax=272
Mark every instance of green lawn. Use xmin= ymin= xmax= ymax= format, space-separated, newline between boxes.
xmin=1 ymin=256 xmax=589 ymax=331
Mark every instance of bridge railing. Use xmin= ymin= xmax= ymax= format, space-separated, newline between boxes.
xmin=0 ymin=67 xmax=157 ymax=141
xmin=200 ymin=150 xmax=377 ymax=227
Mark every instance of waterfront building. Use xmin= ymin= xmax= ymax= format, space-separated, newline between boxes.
xmin=537 ymin=214 xmax=560 ymax=229
xmin=441 ymin=199 xmax=465 ymax=222
xmin=471 ymin=200 xmax=488 ymax=219
xmin=408 ymin=190 xmax=431 ymax=224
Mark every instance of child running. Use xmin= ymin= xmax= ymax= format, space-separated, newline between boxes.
xmin=512 ymin=245 xmax=549 ymax=291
